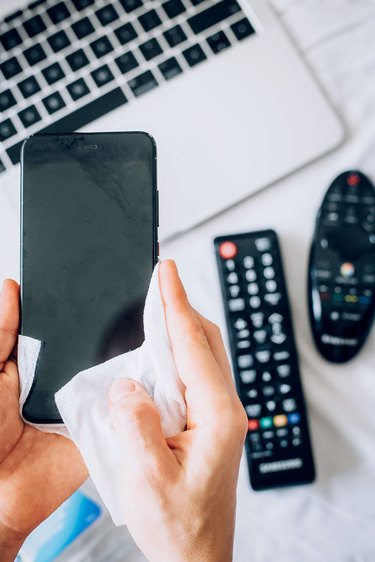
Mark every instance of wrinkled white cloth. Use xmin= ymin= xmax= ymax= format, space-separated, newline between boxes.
xmin=18 ymin=264 xmax=186 ymax=525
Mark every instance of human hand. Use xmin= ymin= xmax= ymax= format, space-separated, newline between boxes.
xmin=108 ymin=260 xmax=248 ymax=562
xmin=0 ymin=280 xmax=88 ymax=561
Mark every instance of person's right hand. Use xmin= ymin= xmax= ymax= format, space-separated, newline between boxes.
xmin=108 ymin=260 xmax=248 ymax=562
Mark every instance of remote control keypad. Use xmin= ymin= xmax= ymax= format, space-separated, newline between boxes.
xmin=215 ymin=230 xmax=315 ymax=488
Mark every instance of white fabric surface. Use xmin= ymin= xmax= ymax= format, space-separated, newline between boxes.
xmin=18 ymin=264 xmax=186 ymax=526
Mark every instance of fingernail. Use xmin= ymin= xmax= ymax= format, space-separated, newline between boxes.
xmin=109 ymin=379 xmax=135 ymax=403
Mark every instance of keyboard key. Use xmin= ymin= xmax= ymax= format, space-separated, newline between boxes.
xmin=4 ymin=10 xmax=23 ymax=24
xmin=18 ymin=105 xmax=42 ymax=128
xmin=18 ymin=76 xmax=41 ymax=98
xmin=42 ymin=92 xmax=66 ymax=114
xmin=115 ymin=51 xmax=139 ymax=74
xmin=114 ymin=22 xmax=137 ymax=45
xmin=119 ymin=0 xmax=143 ymax=13
xmin=207 ymin=30 xmax=230 ymax=53
xmin=66 ymin=49 xmax=90 ymax=71
xmin=231 ymin=17 xmax=255 ymax=41
xmin=23 ymin=44 xmax=47 ymax=66
xmin=128 ymin=70 xmax=158 ymax=97
xmin=67 ymin=78 xmax=90 ymax=100
xmin=6 ymin=88 xmax=127 ymax=165
xmin=138 ymin=9 xmax=162 ymax=32
xmin=47 ymin=2 xmax=70 ymax=24
xmin=0 ymin=119 xmax=17 ymax=142
xmin=0 ymin=28 xmax=22 ymax=51
xmin=1 ymin=57 xmax=22 ymax=79
xmin=72 ymin=17 xmax=95 ymax=39
xmin=23 ymin=15 xmax=46 ymax=38
xmin=0 ymin=90 xmax=17 ymax=112
xmin=91 ymin=64 xmax=114 ymax=87
xmin=48 ymin=30 xmax=71 ymax=52
xmin=90 ymin=36 xmax=114 ymax=58
xmin=95 ymin=5 xmax=119 ymax=26
xmin=158 ymin=57 xmax=182 ymax=80
xmin=28 ymin=0 xmax=47 ymax=8
xmin=42 ymin=62 xmax=65 ymax=85
xmin=188 ymin=0 xmax=241 ymax=34
xmin=139 ymin=38 xmax=163 ymax=61
xmin=71 ymin=0 xmax=95 ymax=10
xmin=182 ymin=44 xmax=207 ymax=67
xmin=162 ymin=0 xmax=186 ymax=18
xmin=163 ymin=25 xmax=187 ymax=47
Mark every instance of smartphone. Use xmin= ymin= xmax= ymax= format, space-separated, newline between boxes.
xmin=20 ymin=132 xmax=158 ymax=424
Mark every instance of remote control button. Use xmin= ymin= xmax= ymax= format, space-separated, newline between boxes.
xmin=282 ymin=398 xmax=297 ymax=412
xmin=243 ymin=256 xmax=254 ymax=268
xmin=219 ymin=241 xmax=238 ymax=259
xmin=265 ymin=400 xmax=276 ymax=412
xmin=273 ymin=414 xmax=287 ymax=427
xmin=264 ymin=293 xmax=282 ymax=306
xmin=271 ymin=334 xmax=287 ymax=345
xmin=265 ymin=442 xmax=274 ymax=450
xmin=253 ymin=330 xmax=267 ymax=344
xmin=249 ymin=296 xmax=261 ymax=308
xmin=269 ymin=313 xmax=283 ymax=324
xmin=240 ymin=369 xmax=256 ymax=383
xmin=247 ymin=282 xmax=259 ymax=295
xmin=225 ymin=259 xmax=235 ymax=271
xmin=234 ymin=318 xmax=247 ymax=330
xmin=247 ymin=388 xmax=258 ymax=399
xmin=288 ymin=412 xmax=301 ymax=424
xmin=227 ymin=272 xmax=238 ymax=284
xmin=277 ymin=364 xmax=291 ymax=377
xmin=280 ymin=383 xmax=292 ymax=394
xmin=238 ymin=355 xmax=253 ymax=369
xmin=228 ymin=285 xmax=240 ymax=298
xmin=260 ymin=417 xmax=273 ymax=429
xmin=340 ymin=262 xmax=355 ymax=277
xmin=237 ymin=340 xmax=251 ymax=349
xmin=347 ymin=173 xmax=360 ymax=187
xmin=245 ymin=269 xmax=257 ymax=282
xmin=292 ymin=438 xmax=302 ymax=447
xmin=292 ymin=426 xmax=301 ymax=435
xmin=238 ymin=329 xmax=250 ymax=339
xmin=256 ymin=350 xmax=271 ymax=363
xmin=262 ymin=385 xmax=275 ymax=397
xmin=274 ymin=350 xmax=290 ymax=361
xmin=261 ymin=253 xmax=273 ymax=266
xmin=266 ymin=280 xmax=277 ymax=292
xmin=264 ymin=267 xmax=275 ymax=279
xmin=255 ymin=237 xmax=271 ymax=252
xmin=276 ymin=428 xmax=288 ymax=437
xmin=280 ymin=440 xmax=289 ymax=448
xmin=251 ymin=313 xmax=264 ymax=328
xmin=228 ymin=298 xmax=245 ymax=311
xmin=248 ymin=419 xmax=259 ymax=431
xmin=262 ymin=371 xmax=272 ymax=382
xmin=246 ymin=404 xmax=261 ymax=417
xmin=263 ymin=430 xmax=274 ymax=439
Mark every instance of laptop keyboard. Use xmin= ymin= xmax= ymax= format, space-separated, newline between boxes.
xmin=0 ymin=0 xmax=255 ymax=173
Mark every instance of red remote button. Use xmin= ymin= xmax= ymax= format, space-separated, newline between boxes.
xmin=347 ymin=173 xmax=360 ymax=187
xmin=219 ymin=241 xmax=238 ymax=259
xmin=248 ymin=419 xmax=259 ymax=431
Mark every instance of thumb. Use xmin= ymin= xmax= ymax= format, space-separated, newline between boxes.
xmin=108 ymin=379 xmax=174 ymax=473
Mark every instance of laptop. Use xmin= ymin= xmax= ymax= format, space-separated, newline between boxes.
xmin=0 ymin=0 xmax=344 ymax=282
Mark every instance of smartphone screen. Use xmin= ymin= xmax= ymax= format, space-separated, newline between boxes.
xmin=21 ymin=132 xmax=158 ymax=423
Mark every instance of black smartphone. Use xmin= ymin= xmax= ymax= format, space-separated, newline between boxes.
xmin=20 ymin=132 xmax=158 ymax=424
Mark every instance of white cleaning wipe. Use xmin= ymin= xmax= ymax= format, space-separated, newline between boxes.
xmin=18 ymin=263 xmax=187 ymax=525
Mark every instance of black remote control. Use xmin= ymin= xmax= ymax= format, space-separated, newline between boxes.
xmin=308 ymin=170 xmax=375 ymax=363
xmin=214 ymin=230 xmax=315 ymax=490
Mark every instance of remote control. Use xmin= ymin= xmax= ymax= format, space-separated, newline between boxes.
xmin=308 ymin=170 xmax=375 ymax=363
xmin=214 ymin=230 xmax=315 ymax=490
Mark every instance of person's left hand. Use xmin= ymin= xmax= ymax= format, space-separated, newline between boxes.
xmin=0 ymin=280 xmax=88 ymax=560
